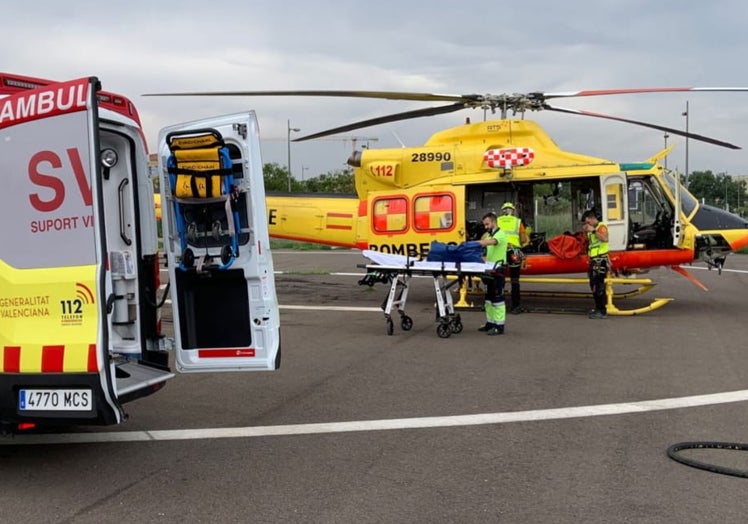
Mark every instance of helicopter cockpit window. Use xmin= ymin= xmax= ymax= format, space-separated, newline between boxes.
xmin=413 ymin=193 xmax=454 ymax=231
xmin=628 ymin=179 xmax=660 ymax=226
xmin=373 ymin=196 xmax=407 ymax=233
xmin=662 ymin=172 xmax=697 ymax=217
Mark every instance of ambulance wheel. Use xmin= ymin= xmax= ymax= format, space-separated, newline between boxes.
xmin=401 ymin=315 xmax=413 ymax=331
xmin=386 ymin=318 xmax=394 ymax=336
xmin=452 ymin=320 xmax=463 ymax=334
xmin=221 ymin=245 xmax=234 ymax=265
xmin=437 ymin=322 xmax=452 ymax=338
xmin=182 ymin=248 xmax=195 ymax=268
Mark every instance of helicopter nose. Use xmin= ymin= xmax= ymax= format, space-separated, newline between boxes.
xmin=726 ymin=230 xmax=748 ymax=252
xmin=690 ymin=204 xmax=748 ymax=252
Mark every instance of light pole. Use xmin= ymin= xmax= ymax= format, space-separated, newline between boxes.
xmin=287 ymin=119 xmax=300 ymax=192
xmin=682 ymin=101 xmax=689 ymax=187
xmin=725 ymin=175 xmax=729 ymax=212
xmin=302 ymin=165 xmax=309 ymax=182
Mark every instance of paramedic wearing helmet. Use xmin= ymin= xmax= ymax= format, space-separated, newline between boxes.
xmin=477 ymin=212 xmax=508 ymax=335
xmin=582 ymin=209 xmax=609 ymax=319
xmin=497 ymin=202 xmax=529 ymax=314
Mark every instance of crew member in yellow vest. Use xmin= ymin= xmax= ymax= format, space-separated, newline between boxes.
xmin=582 ymin=209 xmax=609 ymax=319
xmin=478 ymin=212 xmax=507 ymax=335
xmin=497 ymin=202 xmax=529 ymax=314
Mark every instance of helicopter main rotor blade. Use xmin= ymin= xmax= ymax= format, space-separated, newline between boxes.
xmin=292 ymin=102 xmax=469 ymax=141
xmin=544 ymin=104 xmax=741 ymax=150
xmin=143 ymin=89 xmax=474 ymax=103
xmin=539 ymin=86 xmax=748 ymax=100
xmin=143 ymin=87 xmax=748 ymax=146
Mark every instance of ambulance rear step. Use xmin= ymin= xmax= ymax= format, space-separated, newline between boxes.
xmin=115 ymin=362 xmax=175 ymax=404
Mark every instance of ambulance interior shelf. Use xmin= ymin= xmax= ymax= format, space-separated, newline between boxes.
xmin=166 ymin=129 xmax=244 ymax=271
xmin=359 ymin=250 xmax=504 ymax=338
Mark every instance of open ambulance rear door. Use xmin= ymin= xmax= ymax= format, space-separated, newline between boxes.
xmin=0 ymin=77 xmax=126 ymax=427
xmin=158 ymin=113 xmax=281 ymax=372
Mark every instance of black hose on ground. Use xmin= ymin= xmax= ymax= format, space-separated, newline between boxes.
xmin=667 ymin=441 xmax=748 ymax=479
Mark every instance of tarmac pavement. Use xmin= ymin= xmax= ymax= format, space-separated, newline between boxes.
xmin=2 ymin=250 xmax=748 ymax=523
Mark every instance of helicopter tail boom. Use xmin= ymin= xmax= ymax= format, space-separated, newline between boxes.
xmin=266 ymin=193 xmax=361 ymax=248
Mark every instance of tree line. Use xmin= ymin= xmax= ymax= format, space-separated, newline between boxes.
xmin=262 ymin=163 xmax=355 ymax=193
xmin=685 ymin=170 xmax=747 ymax=214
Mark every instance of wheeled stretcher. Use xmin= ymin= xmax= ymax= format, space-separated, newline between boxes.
xmin=360 ymin=250 xmax=502 ymax=337
xmin=166 ymin=129 xmax=241 ymax=271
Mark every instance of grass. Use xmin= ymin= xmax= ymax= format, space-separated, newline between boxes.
xmin=534 ymin=211 xmax=574 ymax=238
xmin=269 ymin=239 xmax=335 ymax=250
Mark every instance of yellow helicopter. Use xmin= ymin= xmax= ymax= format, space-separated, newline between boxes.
xmin=146 ymin=87 xmax=748 ymax=314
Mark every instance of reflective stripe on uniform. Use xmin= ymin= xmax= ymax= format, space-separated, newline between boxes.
xmin=587 ymin=221 xmax=609 ymax=257
xmin=497 ymin=215 xmax=521 ymax=246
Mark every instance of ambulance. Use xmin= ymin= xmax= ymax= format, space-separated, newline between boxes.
xmin=0 ymin=73 xmax=281 ymax=432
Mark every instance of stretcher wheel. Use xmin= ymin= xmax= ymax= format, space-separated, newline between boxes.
xmin=386 ymin=318 xmax=394 ymax=336
xmin=436 ymin=322 xmax=452 ymax=338
xmin=401 ymin=315 xmax=413 ymax=331
xmin=451 ymin=320 xmax=463 ymax=334
xmin=182 ymin=248 xmax=195 ymax=268
xmin=220 ymin=245 xmax=234 ymax=265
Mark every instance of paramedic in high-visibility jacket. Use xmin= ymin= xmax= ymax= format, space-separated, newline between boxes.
xmin=497 ymin=202 xmax=529 ymax=314
xmin=478 ymin=212 xmax=508 ymax=335
xmin=582 ymin=209 xmax=610 ymax=319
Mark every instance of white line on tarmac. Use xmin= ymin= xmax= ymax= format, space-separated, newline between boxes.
xmin=156 ymin=295 xmax=377 ymax=311
xmin=685 ymin=265 xmax=748 ymax=274
xmin=281 ymin=304 xmax=381 ymax=312
xmin=6 ymin=389 xmax=748 ymax=446
xmin=274 ymin=271 xmax=363 ymax=277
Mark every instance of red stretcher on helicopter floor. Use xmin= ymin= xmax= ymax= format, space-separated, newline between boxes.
xmin=359 ymin=250 xmax=502 ymax=338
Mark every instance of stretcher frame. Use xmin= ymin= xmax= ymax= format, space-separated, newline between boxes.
xmin=360 ymin=250 xmax=501 ymax=337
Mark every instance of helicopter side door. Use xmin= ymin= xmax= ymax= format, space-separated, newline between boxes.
xmin=601 ymin=173 xmax=628 ymax=251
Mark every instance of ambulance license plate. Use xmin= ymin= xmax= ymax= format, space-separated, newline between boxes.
xmin=18 ymin=389 xmax=92 ymax=411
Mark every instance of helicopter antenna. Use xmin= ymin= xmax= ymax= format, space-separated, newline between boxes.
xmin=391 ymin=131 xmax=406 ymax=148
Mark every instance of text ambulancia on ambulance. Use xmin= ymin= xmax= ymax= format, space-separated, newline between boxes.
xmin=0 ymin=73 xmax=281 ymax=433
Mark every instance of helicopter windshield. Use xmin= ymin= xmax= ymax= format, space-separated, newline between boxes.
xmin=662 ymin=172 xmax=698 ymax=217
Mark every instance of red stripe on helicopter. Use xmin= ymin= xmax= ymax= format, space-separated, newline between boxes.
xmin=484 ymin=147 xmax=535 ymax=168
xmin=326 ymin=211 xmax=354 ymax=230
xmin=197 ymin=348 xmax=256 ymax=358
xmin=568 ymin=87 xmax=691 ymax=97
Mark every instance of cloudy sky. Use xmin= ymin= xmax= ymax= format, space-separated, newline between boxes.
xmin=4 ymin=0 xmax=748 ymax=179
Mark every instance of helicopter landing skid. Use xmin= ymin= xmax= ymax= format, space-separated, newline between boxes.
xmin=604 ymin=276 xmax=673 ymax=316
xmin=454 ymin=275 xmax=672 ymax=315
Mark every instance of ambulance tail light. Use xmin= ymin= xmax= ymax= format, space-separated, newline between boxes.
xmin=17 ymin=422 xmax=37 ymax=432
